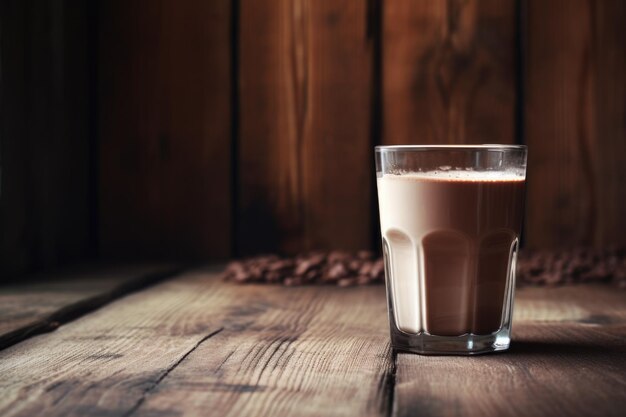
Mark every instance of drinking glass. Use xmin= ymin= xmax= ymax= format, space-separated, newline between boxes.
xmin=375 ymin=145 xmax=527 ymax=355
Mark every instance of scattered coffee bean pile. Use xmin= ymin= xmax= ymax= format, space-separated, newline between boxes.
xmin=224 ymin=251 xmax=383 ymax=287
xmin=516 ymin=247 xmax=626 ymax=288
xmin=223 ymin=247 xmax=626 ymax=288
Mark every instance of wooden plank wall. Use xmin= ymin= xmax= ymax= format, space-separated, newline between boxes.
xmin=383 ymin=0 xmax=517 ymax=146
xmin=237 ymin=0 xmax=374 ymax=255
xmin=0 ymin=1 xmax=94 ymax=279
xmin=2 ymin=0 xmax=625 ymax=272
xmin=98 ymin=0 xmax=232 ymax=259
xmin=524 ymin=0 xmax=626 ymax=249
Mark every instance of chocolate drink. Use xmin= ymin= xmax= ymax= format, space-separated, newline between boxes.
xmin=377 ymin=171 xmax=525 ymax=336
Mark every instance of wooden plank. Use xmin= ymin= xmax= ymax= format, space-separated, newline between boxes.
xmin=523 ymin=0 xmax=593 ymax=249
xmin=132 ymin=285 xmax=392 ymax=417
xmin=393 ymin=285 xmax=626 ymax=417
xmin=238 ymin=0 xmax=374 ymax=255
xmin=524 ymin=0 xmax=626 ymax=248
xmin=382 ymin=0 xmax=517 ymax=145
xmin=588 ymin=0 xmax=626 ymax=247
xmin=0 ymin=269 xmax=393 ymax=417
xmin=0 ymin=0 xmax=94 ymax=278
xmin=0 ymin=264 xmax=181 ymax=350
xmin=98 ymin=0 xmax=232 ymax=259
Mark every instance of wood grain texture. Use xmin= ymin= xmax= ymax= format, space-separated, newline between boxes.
xmin=1 ymin=269 xmax=625 ymax=416
xmin=132 ymin=285 xmax=392 ymax=417
xmin=588 ymin=0 xmax=626 ymax=247
xmin=98 ymin=0 xmax=231 ymax=260
xmin=0 ymin=269 xmax=393 ymax=417
xmin=238 ymin=0 xmax=374 ymax=255
xmin=393 ymin=285 xmax=626 ymax=417
xmin=524 ymin=0 xmax=626 ymax=248
xmin=0 ymin=264 xmax=180 ymax=350
xmin=382 ymin=0 xmax=516 ymax=145
xmin=0 ymin=0 xmax=94 ymax=278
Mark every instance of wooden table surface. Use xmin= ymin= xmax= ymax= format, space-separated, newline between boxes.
xmin=0 ymin=266 xmax=625 ymax=417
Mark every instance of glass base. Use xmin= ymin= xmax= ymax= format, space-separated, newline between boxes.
xmin=390 ymin=326 xmax=511 ymax=355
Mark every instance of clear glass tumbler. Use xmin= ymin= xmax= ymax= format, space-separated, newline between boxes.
xmin=375 ymin=145 xmax=527 ymax=355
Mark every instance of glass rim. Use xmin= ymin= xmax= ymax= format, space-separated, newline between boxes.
xmin=375 ymin=144 xmax=527 ymax=152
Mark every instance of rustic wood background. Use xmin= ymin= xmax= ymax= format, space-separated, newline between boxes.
xmin=1 ymin=0 xmax=625 ymax=277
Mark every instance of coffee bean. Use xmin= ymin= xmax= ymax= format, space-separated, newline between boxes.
xmin=356 ymin=275 xmax=372 ymax=285
xmin=326 ymin=263 xmax=349 ymax=280
xmin=359 ymin=262 xmax=372 ymax=276
xmin=328 ymin=251 xmax=351 ymax=263
xmin=284 ymin=276 xmax=303 ymax=286
xmin=370 ymin=259 xmax=384 ymax=278
xmin=338 ymin=277 xmax=357 ymax=287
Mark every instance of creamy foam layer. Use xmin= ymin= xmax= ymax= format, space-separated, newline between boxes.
xmin=382 ymin=170 xmax=525 ymax=182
